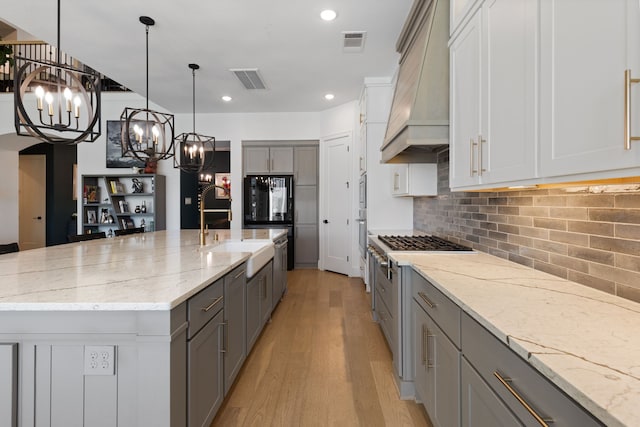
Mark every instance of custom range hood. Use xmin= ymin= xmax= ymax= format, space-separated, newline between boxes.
xmin=381 ymin=0 xmax=449 ymax=163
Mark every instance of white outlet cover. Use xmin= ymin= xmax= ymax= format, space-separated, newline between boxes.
xmin=84 ymin=345 xmax=116 ymax=376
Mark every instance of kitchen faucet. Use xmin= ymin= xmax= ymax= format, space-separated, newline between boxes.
xmin=200 ymin=183 xmax=232 ymax=246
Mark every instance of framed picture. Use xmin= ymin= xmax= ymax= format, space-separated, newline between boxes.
xmin=118 ymin=200 xmax=130 ymax=213
xmin=106 ymin=120 xmax=145 ymax=168
xmin=214 ymin=173 xmax=231 ymax=199
xmin=87 ymin=210 xmax=97 ymax=224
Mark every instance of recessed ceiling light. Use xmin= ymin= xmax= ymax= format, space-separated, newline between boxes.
xmin=320 ymin=9 xmax=337 ymax=21
xmin=221 ymin=95 xmax=232 ymax=102
xmin=324 ymin=93 xmax=335 ymax=100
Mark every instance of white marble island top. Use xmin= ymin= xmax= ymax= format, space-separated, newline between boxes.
xmin=390 ymin=251 xmax=640 ymax=427
xmin=0 ymin=229 xmax=285 ymax=311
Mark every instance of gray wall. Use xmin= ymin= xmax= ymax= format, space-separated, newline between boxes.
xmin=414 ymin=149 xmax=640 ymax=304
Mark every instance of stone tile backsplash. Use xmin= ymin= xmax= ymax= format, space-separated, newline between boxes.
xmin=413 ymin=149 xmax=640 ymax=303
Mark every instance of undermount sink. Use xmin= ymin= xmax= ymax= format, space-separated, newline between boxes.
xmin=210 ymin=240 xmax=274 ymax=278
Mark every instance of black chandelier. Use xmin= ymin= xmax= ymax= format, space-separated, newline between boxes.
xmin=120 ymin=16 xmax=174 ymax=167
xmin=173 ymin=63 xmax=215 ymax=173
xmin=13 ymin=0 xmax=101 ymax=144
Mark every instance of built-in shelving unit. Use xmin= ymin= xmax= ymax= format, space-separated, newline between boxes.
xmin=80 ymin=174 xmax=166 ymax=235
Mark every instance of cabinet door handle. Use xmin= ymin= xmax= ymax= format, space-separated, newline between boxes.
xmin=393 ymin=172 xmax=399 ymax=191
xmin=418 ymin=292 xmax=436 ymax=309
xmin=426 ymin=328 xmax=434 ymax=369
xmin=219 ymin=321 xmax=228 ymax=353
xmin=470 ymin=138 xmax=477 ymax=176
xmin=478 ymin=135 xmax=487 ymax=176
xmin=493 ymin=371 xmax=553 ymax=426
xmin=202 ymin=295 xmax=223 ymax=312
xmin=234 ymin=270 xmax=246 ymax=280
xmin=624 ymin=69 xmax=640 ymax=150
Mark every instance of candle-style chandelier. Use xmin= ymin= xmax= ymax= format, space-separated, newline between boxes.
xmin=121 ymin=16 xmax=174 ymax=168
xmin=173 ymin=63 xmax=215 ymax=173
xmin=13 ymin=0 xmax=101 ymax=144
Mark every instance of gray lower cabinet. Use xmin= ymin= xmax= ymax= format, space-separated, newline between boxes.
xmin=461 ymin=313 xmax=603 ymax=427
xmin=260 ymin=262 xmax=273 ymax=327
xmin=188 ymin=309 xmax=224 ymax=427
xmin=461 ymin=357 xmax=522 ymax=427
xmin=223 ymin=265 xmax=246 ymax=394
xmin=408 ymin=269 xmax=604 ymax=427
xmin=0 ymin=343 xmax=18 ymax=427
xmin=295 ymin=224 xmax=318 ymax=267
xmin=246 ymin=261 xmax=273 ymax=354
xmin=412 ymin=300 xmax=460 ymax=427
xmin=187 ymin=277 xmax=225 ymax=427
xmin=246 ymin=271 xmax=261 ymax=354
xmin=272 ymin=237 xmax=288 ymax=310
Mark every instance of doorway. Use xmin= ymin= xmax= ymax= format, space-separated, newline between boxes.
xmin=19 ymin=154 xmax=46 ymax=250
xmin=180 ymin=143 xmax=231 ymax=229
xmin=320 ymin=132 xmax=352 ymax=275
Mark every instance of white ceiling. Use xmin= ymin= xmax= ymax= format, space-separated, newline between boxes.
xmin=2 ymin=0 xmax=413 ymax=114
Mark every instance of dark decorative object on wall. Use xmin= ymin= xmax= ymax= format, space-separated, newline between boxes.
xmin=106 ymin=120 xmax=145 ymax=168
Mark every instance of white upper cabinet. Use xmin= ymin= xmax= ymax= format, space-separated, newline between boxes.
xmin=391 ymin=163 xmax=438 ymax=197
xmin=450 ymin=0 xmax=537 ymax=190
xmin=450 ymin=10 xmax=482 ymax=189
xmin=539 ymin=0 xmax=640 ymax=178
xmin=451 ymin=0 xmax=640 ymax=190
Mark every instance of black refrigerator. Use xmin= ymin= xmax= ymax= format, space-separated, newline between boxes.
xmin=244 ymin=175 xmax=294 ymax=269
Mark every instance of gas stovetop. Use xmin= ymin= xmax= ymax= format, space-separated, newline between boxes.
xmin=377 ymin=235 xmax=473 ymax=252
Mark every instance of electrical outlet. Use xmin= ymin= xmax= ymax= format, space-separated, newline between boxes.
xmin=84 ymin=345 xmax=116 ymax=376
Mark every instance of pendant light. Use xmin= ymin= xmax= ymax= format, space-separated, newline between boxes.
xmin=13 ymin=0 xmax=101 ymax=144
xmin=120 ymin=16 xmax=174 ymax=168
xmin=174 ymin=63 xmax=215 ymax=173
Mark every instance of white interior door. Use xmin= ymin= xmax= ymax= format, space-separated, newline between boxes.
xmin=19 ymin=154 xmax=46 ymax=250
xmin=321 ymin=133 xmax=351 ymax=275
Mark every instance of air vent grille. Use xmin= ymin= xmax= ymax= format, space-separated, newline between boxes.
xmin=342 ymin=31 xmax=366 ymax=52
xmin=231 ymin=69 xmax=266 ymax=90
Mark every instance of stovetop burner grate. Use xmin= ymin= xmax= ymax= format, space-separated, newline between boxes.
xmin=378 ymin=235 xmax=472 ymax=252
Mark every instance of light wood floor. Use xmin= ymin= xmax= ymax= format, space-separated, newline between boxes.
xmin=212 ymin=269 xmax=432 ymax=427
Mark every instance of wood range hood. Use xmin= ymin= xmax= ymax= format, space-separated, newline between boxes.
xmin=381 ymin=0 xmax=449 ymax=164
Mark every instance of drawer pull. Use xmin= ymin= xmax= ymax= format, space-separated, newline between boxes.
xmin=421 ymin=324 xmax=427 ymax=366
xmin=202 ymin=295 xmax=224 ymax=312
xmin=234 ymin=269 xmax=246 ymax=280
xmin=493 ymin=371 xmax=553 ymax=426
xmin=418 ymin=292 xmax=436 ymax=309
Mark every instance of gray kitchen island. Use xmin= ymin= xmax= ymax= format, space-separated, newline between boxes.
xmin=0 ymin=229 xmax=287 ymax=427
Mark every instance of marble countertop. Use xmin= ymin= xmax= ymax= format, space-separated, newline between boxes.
xmin=390 ymin=251 xmax=640 ymax=427
xmin=0 ymin=229 xmax=287 ymax=311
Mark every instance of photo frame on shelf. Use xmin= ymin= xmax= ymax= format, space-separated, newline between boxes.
xmin=106 ymin=120 xmax=145 ymax=168
xmin=214 ymin=173 xmax=231 ymax=199
xmin=86 ymin=210 xmax=97 ymax=224
xmin=118 ymin=200 xmax=130 ymax=213
xmin=84 ymin=185 xmax=99 ymax=203
xmin=121 ymin=217 xmax=135 ymax=229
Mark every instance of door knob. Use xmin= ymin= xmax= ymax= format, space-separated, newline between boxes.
xmin=323 ymin=219 xmax=329 ymax=224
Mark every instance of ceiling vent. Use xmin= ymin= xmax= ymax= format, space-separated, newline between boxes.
xmin=342 ymin=31 xmax=366 ymax=53
xmin=230 ymin=68 xmax=267 ymax=90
